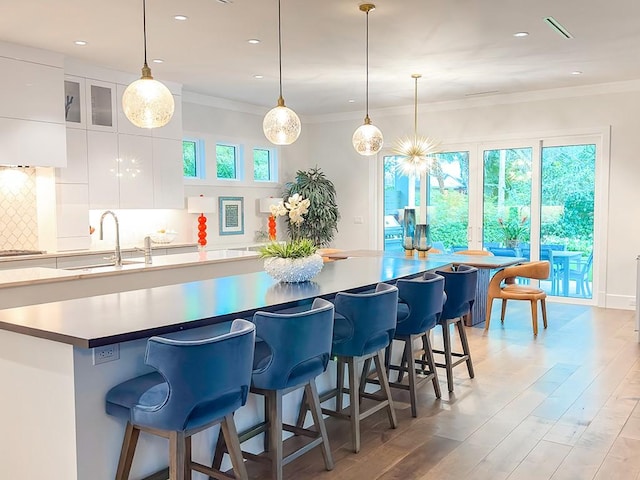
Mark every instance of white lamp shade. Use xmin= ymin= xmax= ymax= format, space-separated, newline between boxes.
xmin=259 ymin=197 xmax=283 ymax=213
xmin=122 ymin=77 xmax=175 ymax=129
xmin=187 ymin=196 xmax=216 ymax=213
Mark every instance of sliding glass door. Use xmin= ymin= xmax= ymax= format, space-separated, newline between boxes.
xmin=381 ymin=132 xmax=603 ymax=303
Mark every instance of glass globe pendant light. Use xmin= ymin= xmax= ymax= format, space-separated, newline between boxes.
xmin=352 ymin=3 xmax=383 ymax=156
xmin=122 ymin=0 xmax=175 ymax=129
xmin=263 ymin=0 xmax=301 ymax=145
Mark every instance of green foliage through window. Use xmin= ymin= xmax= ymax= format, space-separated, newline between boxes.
xmin=216 ymin=144 xmax=237 ymax=179
xmin=254 ymin=148 xmax=271 ymax=181
xmin=183 ymin=140 xmax=197 ymax=177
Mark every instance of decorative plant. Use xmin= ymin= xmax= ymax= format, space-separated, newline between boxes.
xmin=498 ymin=214 xmax=528 ymax=246
xmin=258 ymin=238 xmax=317 ymax=259
xmin=260 ymin=194 xmax=317 ymax=259
xmin=283 ymin=167 xmax=340 ymax=247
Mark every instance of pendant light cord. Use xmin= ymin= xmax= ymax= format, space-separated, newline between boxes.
xmin=365 ymin=8 xmax=370 ymax=118
xmin=414 ymin=76 xmax=418 ymax=139
xmin=142 ymin=0 xmax=148 ymax=68
xmin=278 ymin=0 xmax=283 ymax=100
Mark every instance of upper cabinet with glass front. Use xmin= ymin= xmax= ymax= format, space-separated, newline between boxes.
xmin=64 ymin=77 xmax=117 ymax=132
xmin=86 ymin=80 xmax=117 ymax=132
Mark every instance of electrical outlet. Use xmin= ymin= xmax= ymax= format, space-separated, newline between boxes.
xmin=93 ymin=344 xmax=120 ymax=365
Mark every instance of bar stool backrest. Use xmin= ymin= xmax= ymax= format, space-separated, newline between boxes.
xmin=436 ymin=265 xmax=479 ymax=321
xmin=251 ymin=298 xmax=335 ymax=391
xmin=135 ymin=319 xmax=256 ymax=432
xmin=395 ymin=273 xmax=445 ymax=336
xmin=332 ymin=282 xmax=399 ymax=357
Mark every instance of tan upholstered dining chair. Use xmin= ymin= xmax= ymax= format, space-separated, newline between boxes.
xmin=485 ymin=261 xmax=550 ymax=335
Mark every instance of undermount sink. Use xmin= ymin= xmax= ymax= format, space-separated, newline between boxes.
xmin=63 ymin=259 xmax=144 ymax=271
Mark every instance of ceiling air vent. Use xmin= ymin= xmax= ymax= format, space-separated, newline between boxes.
xmin=544 ymin=16 xmax=574 ymax=39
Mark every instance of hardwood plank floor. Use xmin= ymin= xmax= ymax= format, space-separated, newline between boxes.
xmin=237 ymin=302 xmax=639 ymax=480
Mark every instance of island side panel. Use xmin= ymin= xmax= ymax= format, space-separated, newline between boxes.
xmin=0 ymin=329 xmax=78 ymax=480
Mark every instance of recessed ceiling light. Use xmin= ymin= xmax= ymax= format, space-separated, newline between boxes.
xmin=254 ymin=75 xmax=264 ymax=79
xmin=348 ymin=99 xmax=355 ymax=103
xmin=571 ymin=71 xmax=583 ymax=75
xmin=513 ymin=32 xmax=529 ymax=37
xmin=74 ymin=40 xmax=88 ymax=46
xmin=248 ymin=39 xmax=261 ymax=44
xmin=217 ymin=0 xmax=233 ymax=4
xmin=152 ymin=59 xmax=164 ymax=64
xmin=174 ymin=15 xmax=188 ymax=20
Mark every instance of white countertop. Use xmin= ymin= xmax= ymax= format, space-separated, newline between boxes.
xmin=0 ymin=249 xmax=260 ymax=288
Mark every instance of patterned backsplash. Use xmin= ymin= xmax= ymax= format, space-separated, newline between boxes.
xmin=0 ymin=167 xmax=38 ymax=250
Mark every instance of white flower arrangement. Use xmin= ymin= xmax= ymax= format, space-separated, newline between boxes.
xmin=270 ymin=193 xmax=311 ymax=227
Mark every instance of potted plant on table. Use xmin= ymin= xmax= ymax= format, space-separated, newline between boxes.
xmin=259 ymin=194 xmax=324 ymax=283
xmin=498 ymin=214 xmax=528 ymax=248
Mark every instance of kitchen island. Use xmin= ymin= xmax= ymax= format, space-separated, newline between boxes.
xmin=0 ymin=254 xmax=453 ymax=480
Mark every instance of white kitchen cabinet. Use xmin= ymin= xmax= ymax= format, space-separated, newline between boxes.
xmin=0 ymin=117 xmax=66 ymax=167
xmin=0 ymin=56 xmax=64 ymax=123
xmin=86 ymin=80 xmax=116 ymax=132
xmin=57 ymin=128 xmax=88 ymax=184
xmin=152 ymin=138 xmax=183 ymax=209
xmin=87 ymin=130 xmax=119 ymax=209
xmin=118 ymin=134 xmax=154 ymax=208
xmin=56 ymin=183 xmax=90 ymax=241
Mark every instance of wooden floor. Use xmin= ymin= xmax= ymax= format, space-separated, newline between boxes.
xmin=240 ymin=302 xmax=640 ymax=480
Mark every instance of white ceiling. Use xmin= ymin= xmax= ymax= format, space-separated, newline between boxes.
xmin=1 ymin=0 xmax=639 ymax=116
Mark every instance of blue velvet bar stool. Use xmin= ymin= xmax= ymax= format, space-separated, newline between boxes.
xmin=105 ymin=319 xmax=255 ymax=480
xmin=308 ymin=282 xmax=399 ymax=454
xmin=384 ymin=272 xmax=445 ymax=417
xmin=433 ymin=265 xmax=478 ymax=393
xmin=214 ymin=298 xmax=335 ymax=480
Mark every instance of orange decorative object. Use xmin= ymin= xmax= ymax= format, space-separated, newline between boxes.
xmin=197 ymin=214 xmax=208 ymax=247
xmin=268 ymin=215 xmax=277 ymax=241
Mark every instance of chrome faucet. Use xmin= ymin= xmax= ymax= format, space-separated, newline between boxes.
xmin=99 ymin=210 xmax=122 ymax=267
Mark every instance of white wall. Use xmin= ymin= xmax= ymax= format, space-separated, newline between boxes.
xmin=305 ymin=84 xmax=640 ymax=309
xmin=181 ymin=98 xmax=311 ymax=246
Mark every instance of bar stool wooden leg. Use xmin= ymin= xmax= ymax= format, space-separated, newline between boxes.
xmin=295 ymin=388 xmax=308 ymax=428
xmin=305 ymin=380 xmax=334 ymax=470
xmin=336 ymin=359 xmax=345 ymax=412
xmin=421 ymin=333 xmax=441 ymax=398
xmin=185 ymin=436 xmax=192 ymax=480
xmin=441 ymin=321 xmax=455 ymax=393
xmin=267 ymin=390 xmax=284 ymax=480
xmin=347 ymin=357 xmax=361 ymax=453
xmin=221 ymin=413 xmax=248 ymax=480
xmin=374 ymin=350 xmax=397 ymax=428
xmin=169 ymin=431 xmax=186 ymax=480
xmin=116 ymin=422 xmax=140 ymax=480
xmin=405 ymin=338 xmax=418 ymax=418
xmin=359 ymin=357 xmax=372 ymax=403
xmin=263 ymin=392 xmax=271 ymax=452
xmin=456 ymin=320 xmax=475 ymax=378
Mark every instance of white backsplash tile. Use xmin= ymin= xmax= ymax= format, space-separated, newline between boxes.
xmin=0 ymin=167 xmax=38 ymax=250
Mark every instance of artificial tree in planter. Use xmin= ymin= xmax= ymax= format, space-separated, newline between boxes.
xmin=283 ymin=167 xmax=340 ymax=247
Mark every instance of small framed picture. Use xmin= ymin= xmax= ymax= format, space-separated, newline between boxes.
xmin=219 ymin=196 xmax=244 ymax=236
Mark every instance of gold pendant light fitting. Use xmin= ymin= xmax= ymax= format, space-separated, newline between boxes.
xmin=352 ymin=3 xmax=383 ymax=157
xmin=122 ymin=0 xmax=175 ymax=129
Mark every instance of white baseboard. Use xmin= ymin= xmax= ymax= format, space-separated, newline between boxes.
xmin=605 ymin=294 xmax=635 ymax=311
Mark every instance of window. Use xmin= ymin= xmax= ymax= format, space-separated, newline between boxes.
xmin=183 ymin=138 xmax=204 ymax=179
xmin=216 ymin=144 xmax=238 ymax=180
xmin=253 ymin=148 xmax=274 ymax=181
